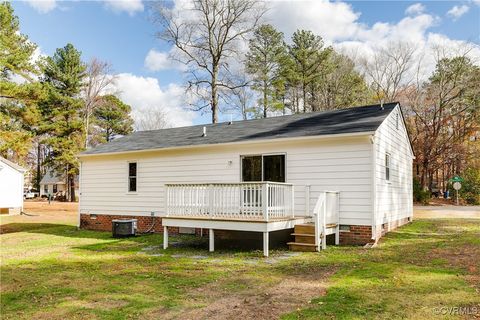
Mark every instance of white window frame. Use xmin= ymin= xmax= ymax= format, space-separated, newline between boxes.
xmin=127 ymin=161 xmax=138 ymax=194
xmin=385 ymin=153 xmax=391 ymax=181
xmin=240 ymin=153 xmax=287 ymax=182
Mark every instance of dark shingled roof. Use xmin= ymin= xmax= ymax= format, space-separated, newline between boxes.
xmin=81 ymin=102 xmax=398 ymax=156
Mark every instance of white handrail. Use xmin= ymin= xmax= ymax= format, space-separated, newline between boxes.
xmin=312 ymin=191 xmax=340 ymax=251
xmin=164 ymin=182 xmax=294 ymax=221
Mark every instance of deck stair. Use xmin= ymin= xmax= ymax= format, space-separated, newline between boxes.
xmin=288 ymin=222 xmax=339 ymax=251
xmin=288 ymin=223 xmax=316 ymax=251
xmin=288 ymin=191 xmax=340 ymax=252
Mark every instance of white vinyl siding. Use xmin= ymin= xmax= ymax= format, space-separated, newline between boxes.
xmin=80 ymin=135 xmax=374 ymax=226
xmin=0 ymin=163 xmax=24 ymax=209
xmin=374 ymin=106 xmax=414 ymax=225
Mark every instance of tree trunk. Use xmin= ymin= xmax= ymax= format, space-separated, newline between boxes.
xmin=36 ymin=142 xmax=41 ymax=191
xmin=211 ymin=65 xmax=219 ymax=124
xmin=302 ymin=80 xmax=307 ymax=113
xmin=263 ymin=81 xmax=268 ymax=118
xmin=69 ymin=173 xmax=76 ymax=202
xmin=84 ymin=113 xmax=89 ymax=149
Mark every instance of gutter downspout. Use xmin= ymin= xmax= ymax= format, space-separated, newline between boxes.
xmin=370 ymin=134 xmax=377 ymax=241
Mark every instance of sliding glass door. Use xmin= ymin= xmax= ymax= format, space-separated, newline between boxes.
xmin=241 ymin=154 xmax=286 ymax=182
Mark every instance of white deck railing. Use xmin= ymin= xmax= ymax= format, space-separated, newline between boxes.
xmin=313 ymin=191 xmax=340 ymax=250
xmin=165 ymin=182 xmax=294 ymax=221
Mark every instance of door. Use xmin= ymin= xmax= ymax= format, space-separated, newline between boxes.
xmin=241 ymin=154 xmax=285 ymax=183
xmin=240 ymin=154 xmax=286 ymax=213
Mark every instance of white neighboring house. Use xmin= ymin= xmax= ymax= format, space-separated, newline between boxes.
xmin=0 ymin=157 xmax=26 ymax=215
xmin=40 ymin=170 xmax=66 ymax=197
xmin=39 ymin=170 xmax=79 ymax=198
xmin=78 ymin=103 xmax=414 ymax=256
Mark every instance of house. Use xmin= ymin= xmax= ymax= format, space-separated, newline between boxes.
xmin=40 ymin=169 xmax=66 ymax=197
xmin=78 ymin=102 xmax=414 ymax=256
xmin=0 ymin=157 xmax=26 ymax=214
xmin=40 ymin=169 xmax=79 ymax=199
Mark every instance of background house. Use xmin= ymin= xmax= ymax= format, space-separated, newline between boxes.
xmin=78 ymin=103 xmax=414 ymax=253
xmin=0 ymin=157 xmax=26 ymax=214
xmin=40 ymin=169 xmax=79 ymax=199
xmin=40 ymin=169 xmax=66 ymax=197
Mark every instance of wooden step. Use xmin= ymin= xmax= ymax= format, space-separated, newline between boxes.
xmin=291 ymin=233 xmax=315 ymax=237
xmin=287 ymin=242 xmax=318 ymax=252
xmin=294 ymin=224 xmax=315 ymax=235
xmin=291 ymin=233 xmax=315 ymax=244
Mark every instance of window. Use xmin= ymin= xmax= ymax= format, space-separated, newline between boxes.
xmin=128 ymin=162 xmax=137 ymax=192
xmin=53 ymin=184 xmax=57 ymax=193
xmin=385 ymin=153 xmax=390 ymax=181
xmin=44 ymin=184 xmax=48 ymax=194
xmin=263 ymin=155 xmax=285 ymax=182
xmin=241 ymin=154 xmax=285 ymax=182
xmin=241 ymin=156 xmax=262 ymax=182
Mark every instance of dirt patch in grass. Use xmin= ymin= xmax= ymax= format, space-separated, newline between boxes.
xmin=155 ymin=269 xmax=336 ymax=320
xmin=429 ymin=244 xmax=480 ymax=292
xmin=0 ymin=201 xmax=78 ymax=234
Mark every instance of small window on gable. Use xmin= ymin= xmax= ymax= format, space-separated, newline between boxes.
xmin=396 ymin=112 xmax=399 ymax=130
xmin=128 ymin=162 xmax=137 ymax=192
xmin=385 ymin=153 xmax=390 ymax=181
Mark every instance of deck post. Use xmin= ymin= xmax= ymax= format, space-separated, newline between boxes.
xmin=322 ymin=196 xmax=327 ymax=250
xmin=263 ymin=231 xmax=269 ymax=257
xmin=209 ymin=229 xmax=214 ymax=252
xmin=291 ymin=185 xmax=295 ymax=218
xmin=335 ymin=192 xmax=340 ymax=245
xmin=335 ymin=226 xmax=340 ymax=245
xmin=305 ymin=185 xmax=311 ymax=215
xmin=163 ymin=226 xmax=168 ymax=249
xmin=262 ymin=183 xmax=268 ymax=222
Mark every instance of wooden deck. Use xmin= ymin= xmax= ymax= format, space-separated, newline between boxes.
xmin=162 ymin=182 xmax=340 ymax=256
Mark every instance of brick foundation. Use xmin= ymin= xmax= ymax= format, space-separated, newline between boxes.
xmin=80 ymin=213 xmax=180 ymax=235
xmin=340 ymin=225 xmax=374 ymax=245
xmin=80 ymin=213 xmax=412 ymax=245
xmin=339 ymin=216 xmax=411 ymax=245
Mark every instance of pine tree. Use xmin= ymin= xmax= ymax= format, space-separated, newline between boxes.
xmin=245 ymin=24 xmax=287 ymax=118
xmin=287 ymin=30 xmax=331 ymax=112
xmin=317 ymin=52 xmax=371 ymax=110
xmin=40 ymin=43 xmax=86 ymax=202
xmin=92 ymin=95 xmax=134 ymax=144
xmin=0 ymin=2 xmax=43 ymax=164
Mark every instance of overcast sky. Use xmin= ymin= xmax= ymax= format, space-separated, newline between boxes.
xmin=12 ymin=0 xmax=480 ymax=126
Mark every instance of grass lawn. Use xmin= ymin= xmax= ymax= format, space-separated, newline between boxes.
xmin=1 ymin=204 xmax=479 ymax=319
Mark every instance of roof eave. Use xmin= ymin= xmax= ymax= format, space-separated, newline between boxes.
xmin=78 ymin=130 xmax=376 ymax=159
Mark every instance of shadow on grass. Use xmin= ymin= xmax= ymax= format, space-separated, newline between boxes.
xmin=1 ymin=223 xmax=112 ymax=239
xmin=2 ymin=218 xmax=479 ymax=319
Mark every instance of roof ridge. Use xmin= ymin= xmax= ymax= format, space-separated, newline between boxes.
xmin=136 ymin=102 xmax=399 ymax=134
xmin=80 ymin=102 xmax=399 ymax=156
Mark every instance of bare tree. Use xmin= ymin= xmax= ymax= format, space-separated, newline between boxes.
xmin=151 ymin=0 xmax=266 ymax=123
xmin=134 ymin=107 xmax=169 ymax=131
xmin=401 ymin=44 xmax=480 ymax=190
xmin=360 ymin=41 xmax=416 ymax=102
xmin=227 ymin=85 xmax=256 ymax=120
xmin=82 ymin=58 xmax=116 ymax=148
